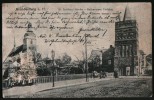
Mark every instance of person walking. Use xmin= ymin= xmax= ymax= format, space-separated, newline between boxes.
xmin=100 ymin=71 xmax=102 ymax=79
xmin=114 ymin=71 xmax=118 ymax=78
xmin=9 ymin=77 xmax=13 ymax=88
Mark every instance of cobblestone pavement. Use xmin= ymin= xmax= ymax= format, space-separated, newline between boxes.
xmin=5 ymin=78 xmax=152 ymax=98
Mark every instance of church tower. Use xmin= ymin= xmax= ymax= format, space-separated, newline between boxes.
xmin=21 ymin=22 xmax=37 ymax=78
xmin=23 ymin=22 xmax=37 ymax=63
xmin=114 ymin=6 xmax=139 ymax=76
xmin=23 ymin=22 xmax=36 ymax=53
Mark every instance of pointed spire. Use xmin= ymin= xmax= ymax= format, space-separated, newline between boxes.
xmin=14 ymin=34 xmax=16 ymax=49
xmin=117 ymin=12 xmax=121 ymax=21
xmin=123 ymin=5 xmax=132 ymax=21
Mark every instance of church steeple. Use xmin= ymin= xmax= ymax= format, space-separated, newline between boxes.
xmin=27 ymin=22 xmax=32 ymax=32
xmin=14 ymin=34 xmax=16 ymax=49
xmin=123 ymin=5 xmax=132 ymax=21
xmin=117 ymin=12 xmax=121 ymax=22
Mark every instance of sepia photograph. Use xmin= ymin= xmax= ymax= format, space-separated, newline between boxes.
xmin=2 ymin=3 xmax=152 ymax=98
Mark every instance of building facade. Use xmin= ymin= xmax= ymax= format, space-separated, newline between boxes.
xmin=114 ymin=6 xmax=139 ymax=76
xmin=88 ymin=49 xmax=104 ymax=72
xmin=88 ymin=45 xmax=114 ymax=73
xmin=138 ymin=50 xmax=146 ymax=75
xmin=102 ymin=45 xmax=115 ymax=72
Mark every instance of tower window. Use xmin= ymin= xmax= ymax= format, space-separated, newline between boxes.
xmin=108 ymin=60 xmax=111 ymax=65
xmin=124 ymin=45 xmax=126 ymax=57
xmin=126 ymin=46 xmax=129 ymax=57
xmin=31 ymin=40 xmax=33 ymax=44
xmin=120 ymin=46 xmax=122 ymax=57
xmin=122 ymin=45 xmax=125 ymax=57
xmin=130 ymin=45 xmax=132 ymax=56
xmin=130 ymin=33 xmax=134 ymax=35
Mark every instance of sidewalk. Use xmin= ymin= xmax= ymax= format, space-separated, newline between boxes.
xmin=119 ymin=76 xmax=152 ymax=78
xmin=3 ymin=77 xmax=113 ymax=97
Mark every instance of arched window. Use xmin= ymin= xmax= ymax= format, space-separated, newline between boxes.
xmin=122 ymin=45 xmax=125 ymax=57
xmin=124 ymin=45 xmax=126 ymax=57
xmin=130 ymin=45 xmax=132 ymax=56
xmin=120 ymin=46 xmax=122 ymax=57
xmin=31 ymin=39 xmax=33 ymax=44
xmin=126 ymin=46 xmax=129 ymax=57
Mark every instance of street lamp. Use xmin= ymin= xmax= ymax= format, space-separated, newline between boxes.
xmin=51 ymin=50 xmax=55 ymax=87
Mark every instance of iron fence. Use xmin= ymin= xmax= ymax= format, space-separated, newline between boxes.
xmin=2 ymin=73 xmax=114 ymax=89
xmin=2 ymin=74 xmax=91 ymax=88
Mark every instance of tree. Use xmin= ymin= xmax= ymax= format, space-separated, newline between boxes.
xmin=36 ymin=61 xmax=51 ymax=76
xmin=78 ymin=60 xmax=85 ymax=73
xmin=62 ymin=53 xmax=72 ymax=64
xmin=35 ymin=53 xmax=42 ymax=62
xmin=94 ymin=55 xmax=101 ymax=67
xmin=36 ymin=67 xmax=51 ymax=76
xmin=88 ymin=55 xmax=101 ymax=73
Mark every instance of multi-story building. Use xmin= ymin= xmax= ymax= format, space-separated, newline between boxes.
xmin=138 ymin=50 xmax=146 ymax=75
xmin=114 ymin=6 xmax=139 ymax=76
xmin=101 ymin=45 xmax=115 ymax=72
xmin=88 ymin=45 xmax=114 ymax=72
xmin=88 ymin=49 xmax=103 ymax=72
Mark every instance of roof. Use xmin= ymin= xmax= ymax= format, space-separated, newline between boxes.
xmin=24 ymin=22 xmax=36 ymax=38
xmin=123 ymin=5 xmax=133 ymax=21
xmin=24 ymin=31 xmax=36 ymax=38
xmin=139 ymin=50 xmax=145 ymax=55
xmin=8 ymin=44 xmax=27 ymax=57
xmin=88 ymin=49 xmax=107 ymax=61
xmin=101 ymin=47 xmax=115 ymax=60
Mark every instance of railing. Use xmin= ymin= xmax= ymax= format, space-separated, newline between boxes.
xmin=2 ymin=74 xmax=91 ymax=88
xmin=3 ymin=80 xmax=9 ymax=89
xmin=2 ymin=73 xmax=114 ymax=89
xmin=32 ymin=74 xmax=92 ymax=84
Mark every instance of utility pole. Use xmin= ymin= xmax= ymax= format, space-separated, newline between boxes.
xmin=100 ymin=48 xmax=104 ymax=71
xmin=85 ymin=34 xmax=88 ymax=82
xmin=51 ymin=50 xmax=55 ymax=87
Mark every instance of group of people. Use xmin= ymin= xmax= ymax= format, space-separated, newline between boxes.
xmin=91 ymin=70 xmax=119 ymax=79
xmin=6 ymin=75 xmax=34 ymax=88
xmin=91 ymin=71 xmax=107 ymax=78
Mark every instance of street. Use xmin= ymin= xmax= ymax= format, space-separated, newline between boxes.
xmin=7 ymin=77 xmax=152 ymax=98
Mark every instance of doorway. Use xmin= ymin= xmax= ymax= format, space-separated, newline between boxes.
xmin=126 ymin=67 xmax=130 ymax=76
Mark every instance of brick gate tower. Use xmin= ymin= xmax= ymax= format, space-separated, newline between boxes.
xmin=114 ymin=6 xmax=139 ymax=76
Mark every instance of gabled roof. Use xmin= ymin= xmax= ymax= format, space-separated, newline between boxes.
xmin=8 ymin=44 xmax=27 ymax=57
xmin=88 ymin=49 xmax=107 ymax=61
xmin=24 ymin=31 xmax=36 ymax=38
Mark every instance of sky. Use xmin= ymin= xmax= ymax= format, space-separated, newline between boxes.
xmin=2 ymin=3 xmax=152 ymax=61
